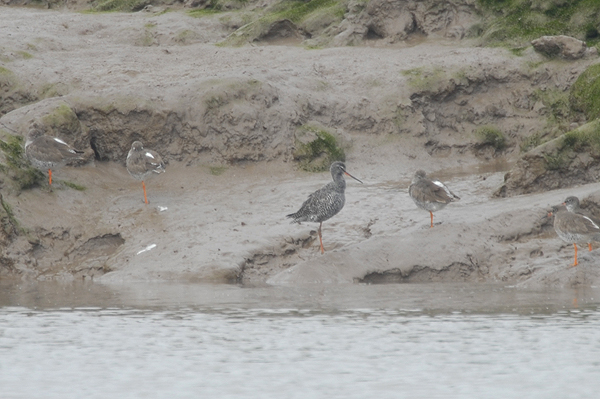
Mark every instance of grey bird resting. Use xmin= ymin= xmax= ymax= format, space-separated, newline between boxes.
xmin=126 ymin=141 xmax=166 ymax=204
xmin=409 ymin=169 xmax=460 ymax=228
xmin=551 ymin=196 xmax=600 ymax=267
xmin=287 ymin=161 xmax=363 ymax=254
xmin=25 ymin=127 xmax=85 ymax=189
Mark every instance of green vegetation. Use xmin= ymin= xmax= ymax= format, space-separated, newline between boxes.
xmin=477 ymin=0 xmax=600 ymax=47
xmin=42 ymin=104 xmax=80 ymax=134
xmin=173 ymin=29 xmax=201 ymax=44
xmin=532 ymin=88 xmax=572 ymax=123
xmin=570 ymin=63 xmax=600 ymax=121
xmin=520 ymin=133 xmax=542 ymax=153
xmin=16 ymin=51 xmax=33 ymax=60
xmin=89 ymin=0 xmax=149 ymax=12
xmin=187 ymin=0 xmax=248 ymax=14
xmin=0 ymin=66 xmax=15 ymax=78
xmin=219 ymin=0 xmax=345 ymax=46
xmin=475 ymin=125 xmax=507 ymax=150
xmin=0 ymin=133 xmax=44 ymax=190
xmin=401 ymin=67 xmax=446 ymax=92
xmin=561 ymin=119 xmax=600 ymax=151
xmin=202 ymin=78 xmax=262 ymax=111
xmin=39 ymin=83 xmax=70 ymax=99
xmin=0 ymin=194 xmax=23 ymax=235
xmin=293 ymin=125 xmax=345 ymax=172
xmin=209 ymin=166 xmax=227 ymax=176
xmin=543 ymin=152 xmax=566 ymax=170
xmin=539 ymin=119 xmax=600 ymax=170
xmin=187 ymin=8 xmax=224 ymax=17
xmin=61 ymin=181 xmax=87 ymax=191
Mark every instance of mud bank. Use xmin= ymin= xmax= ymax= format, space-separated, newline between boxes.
xmin=1 ymin=6 xmax=600 ymax=287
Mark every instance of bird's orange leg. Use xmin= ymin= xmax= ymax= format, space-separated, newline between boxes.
xmin=588 ymin=243 xmax=592 ymax=252
xmin=429 ymin=211 xmax=434 ymax=228
xmin=572 ymin=243 xmax=578 ymax=267
xmin=48 ymin=169 xmax=52 ymax=186
xmin=318 ymin=222 xmax=324 ymax=254
xmin=142 ymin=181 xmax=148 ymax=204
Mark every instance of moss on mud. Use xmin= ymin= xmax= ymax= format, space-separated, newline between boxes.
xmin=477 ymin=0 xmax=600 ymax=47
xmin=475 ymin=125 xmax=507 ymax=151
xmin=0 ymin=132 xmax=44 ymax=191
xmin=293 ymin=125 xmax=345 ymax=172
xmin=220 ymin=0 xmax=344 ymax=46
xmin=89 ymin=0 xmax=149 ymax=12
xmin=42 ymin=104 xmax=80 ymax=134
xmin=561 ymin=119 xmax=600 ymax=151
xmin=570 ymin=64 xmax=600 ymax=121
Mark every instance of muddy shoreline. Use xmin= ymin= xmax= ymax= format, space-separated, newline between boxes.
xmin=1 ymin=6 xmax=600 ymax=287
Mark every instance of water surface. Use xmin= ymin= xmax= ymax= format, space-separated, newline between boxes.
xmin=1 ymin=282 xmax=599 ymax=398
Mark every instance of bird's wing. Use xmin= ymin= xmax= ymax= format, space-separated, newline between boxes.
xmin=144 ymin=150 xmax=165 ymax=172
xmin=432 ymin=180 xmax=460 ymax=201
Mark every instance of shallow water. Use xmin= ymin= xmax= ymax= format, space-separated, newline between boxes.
xmin=1 ymin=282 xmax=599 ymax=399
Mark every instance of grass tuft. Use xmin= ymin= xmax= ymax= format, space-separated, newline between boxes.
xmin=475 ymin=125 xmax=507 ymax=150
xmin=209 ymin=166 xmax=227 ymax=176
xmin=61 ymin=181 xmax=87 ymax=191
xmin=293 ymin=125 xmax=345 ymax=172
xmin=0 ymin=133 xmax=45 ymax=190
xmin=477 ymin=0 xmax=600 ymax=47
xmin=570 ymin=64 xmax=600 ymax=121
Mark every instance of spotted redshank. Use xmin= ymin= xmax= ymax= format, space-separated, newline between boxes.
xmin=287 ymin=161 xmax=363 ymax=254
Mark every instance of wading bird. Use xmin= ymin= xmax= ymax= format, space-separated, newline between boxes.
xmin=287 ymin=161 xmax=363 ymax=254
xmin=409 ymin=170 xmax=460 ymax=228
xmin=126 ymin=141 xmax=165 ymax=204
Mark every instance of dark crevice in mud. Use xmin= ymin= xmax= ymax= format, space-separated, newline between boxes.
xmin=365 ymin=26 xmax=384 ymax=40
xmin=358 ymin=259 xmax=488 ymax=284
xmin=89 ymin=135 xmax=102 ymax=161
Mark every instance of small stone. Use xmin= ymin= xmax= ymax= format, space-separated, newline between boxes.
xmin=531 ymin=35 xmax=587 ymax=60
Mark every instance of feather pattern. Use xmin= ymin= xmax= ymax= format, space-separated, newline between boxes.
xmin=126 ymin=141 xmax=165 ymax=181
xmin=287 ymin=161 xmax=361 ymax=224
xmin=409 ymin=170 xmax=460 ymax=213
xmin=555 ymin=198 xmax=600 ymax=243
xmin=25 ymin=128 xmax=85 ymax=171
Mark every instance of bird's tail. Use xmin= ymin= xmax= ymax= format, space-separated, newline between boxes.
xmin=286 ymin=213 xmax=300 ymax=224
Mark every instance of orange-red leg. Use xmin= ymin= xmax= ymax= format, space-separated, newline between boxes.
xmin=318 ymin=222 xmax=324 ymax=254
xmin=572 ymin=243 xmax=578 ymax=267
xmin=142 ymin=181 xmax=148 ymax=204
xmin=48 ymin=169 xmax=52 ymax=186
xmin=429 ymin=211 xmax=434 ymax=228
xmin=588 ymin=243 xmax=592 ymax=252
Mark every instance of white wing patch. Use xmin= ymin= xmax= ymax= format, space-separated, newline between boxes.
xmin=145 ymin=152 xmax=155 ymax=159
xmin=433 ymin=179 xmax=455 ymax=198
xmin=583 ymin=215 xmax=600 ymax=230
xmin=53 ymin=137 xmax=68 ymax=145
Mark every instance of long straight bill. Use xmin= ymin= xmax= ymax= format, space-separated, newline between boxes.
xmin=344 ymin=171 xmax=363 ymax=184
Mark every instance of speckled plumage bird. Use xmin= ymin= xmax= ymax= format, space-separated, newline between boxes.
xmin=408 ymin=169 xmax=460 ymax=228
xmin=25 ymin=128 xmax=85 ymax=189
xmin=551 ymin=200 xmax=600 ymax=267
xmin=126 ymin=141 xmax=165 ymax=204
xmin=287 ymin=161 xmax=363 ymax=254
